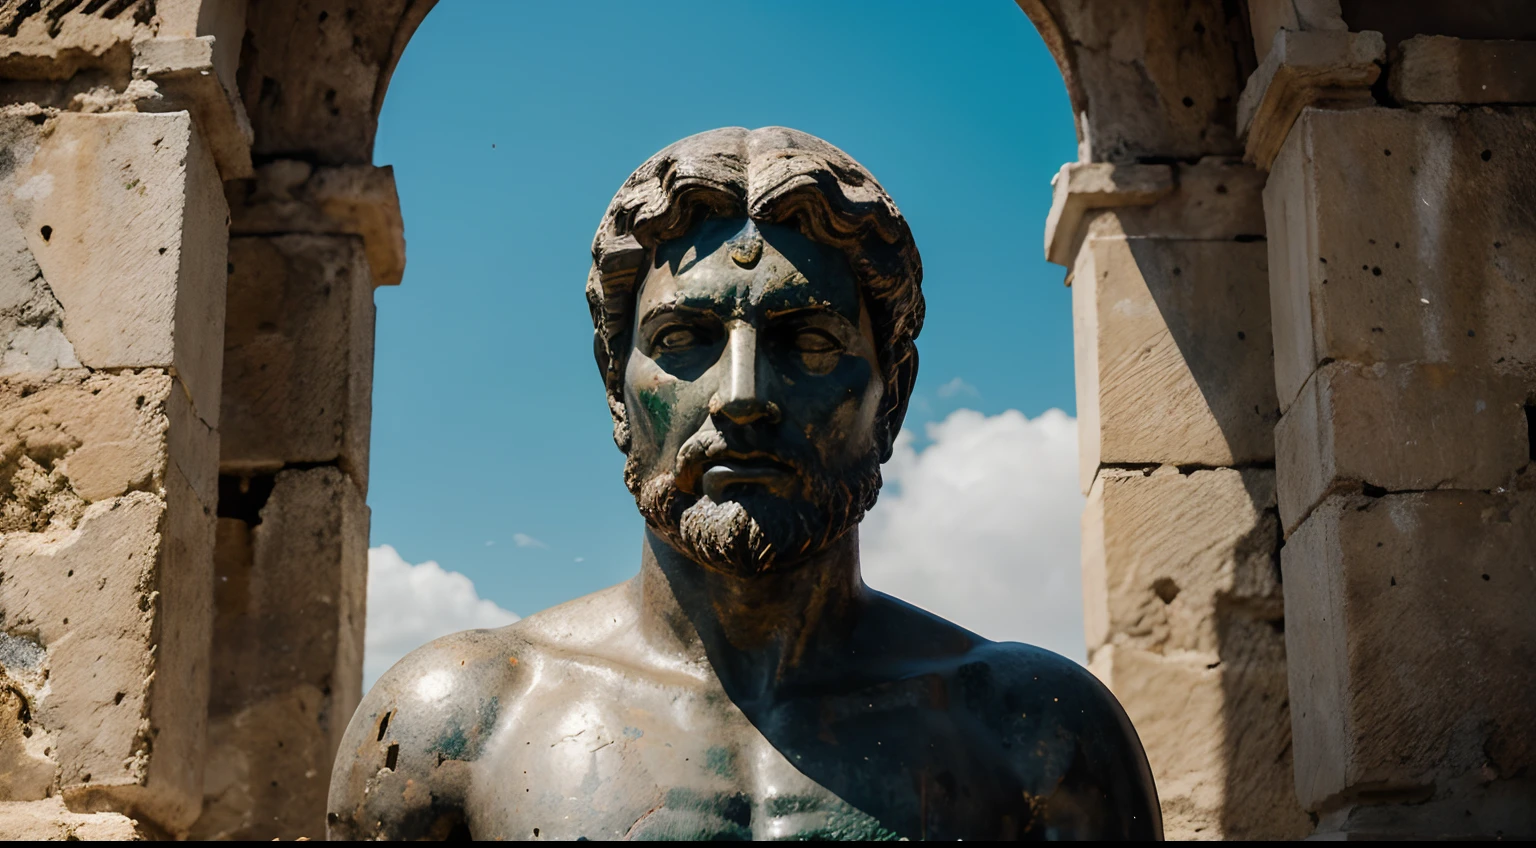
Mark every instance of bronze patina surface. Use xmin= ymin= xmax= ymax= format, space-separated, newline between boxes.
xmin=327 ymin=127 xmax=1162 ymax=841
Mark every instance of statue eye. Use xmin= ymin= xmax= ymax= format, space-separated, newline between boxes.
xmin=793 ymin=329 xmax=841 ymax=354
xmin=654 ymin=326 xmax=700 ymax=352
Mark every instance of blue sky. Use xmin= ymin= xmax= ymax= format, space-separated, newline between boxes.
xmin=366 ymin=0 xmax=1079 ymax=633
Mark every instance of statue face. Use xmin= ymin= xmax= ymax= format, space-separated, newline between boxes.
xmin=623 ymin=217 xmax=887 ymax=575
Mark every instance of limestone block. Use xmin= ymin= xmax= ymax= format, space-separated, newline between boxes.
xmin=0 ymin=370 xmax=217 ymax=519
xmin=1082 ymin=467 xmax=1281 ymax=656
xmin=228 ymin=161 xmax=406 ymax=287
xmin=0 ymin=797 xmax=139 ymax=840
xmin=1072 ymin=236 xmax=1275 ymax=491
xmin=221 ymin=236 xmax=375 ymax=486
xmin=0 ymin=480 xmax=214 ymax=834
xmin=9 ymin=111 xmax=228 ymax=426
xmin=1091 ymin=636 xmax=1306 ymax=840
xmin=1276 ymin=360 xmax=1527 ymax=533
xmin=1265 ymin=106 xmax=1536 ymax=408
xmin=193 ymin=467 xmax=368 ymax=840
xmin=1239 ymin=29 xmax=1384 ymax=169
xmin=1392 ymin=36 xmax=1536 ymax=106
xmin=0 ymin=370 xmax=215 ymax=834
xmin=1283 ymin=488 xmax=1536 ymax=813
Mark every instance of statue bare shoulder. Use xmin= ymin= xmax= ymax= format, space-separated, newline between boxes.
xmin=325 ymin=584 xmax=636 ymax=840
xmin=953 ymin=638 xmax=1163 ymax=839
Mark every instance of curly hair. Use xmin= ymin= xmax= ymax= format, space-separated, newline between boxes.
xmin=587 ymin=126 xmax=925 ymax=458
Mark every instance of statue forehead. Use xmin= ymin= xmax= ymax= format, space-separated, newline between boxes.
xmin=640 ymin=219 xmax=861 ymax=318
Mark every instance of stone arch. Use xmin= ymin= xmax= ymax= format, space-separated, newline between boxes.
xmin=2 ymin=0 xmax=1534 ymax=841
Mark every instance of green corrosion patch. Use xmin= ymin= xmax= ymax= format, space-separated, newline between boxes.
xmin=639 ymin=387 xmax=673 ymax=434
xmin=704 ymin=745 xmax=736 ymax=779
xmin=432 ymin=725 xmax=469 ymax=762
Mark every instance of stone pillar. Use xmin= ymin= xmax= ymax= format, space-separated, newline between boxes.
xmin=189 ymin=163 xmax=397 ymax=840
xmin=0 ymin=3 xmax=251 ymax=837
xmin=0 ymin=91 xmax=227 ymax=844
xmin=1248 ymin=26 xmax=1536 ymax=839
xmin=1048 ymin=159 xmax=1309 ymax=839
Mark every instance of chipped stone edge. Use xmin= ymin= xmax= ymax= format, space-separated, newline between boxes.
xmin=132 ymin=36 xmax=254 ymax=181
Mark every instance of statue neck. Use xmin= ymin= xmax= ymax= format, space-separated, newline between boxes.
xmin=637 ymin=526 xmax=869 ymax=705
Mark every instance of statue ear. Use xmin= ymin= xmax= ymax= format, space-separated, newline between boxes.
xmin=877 ymin=346 xmax=918 ymax=463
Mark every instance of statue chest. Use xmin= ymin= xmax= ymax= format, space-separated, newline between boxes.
xmin=460 ymin=679 xmax=908 ymax=840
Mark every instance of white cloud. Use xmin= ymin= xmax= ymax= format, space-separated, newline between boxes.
xmin=860 ymin=408 xmax=1086 ymax=663
xmin=935 ymin=376 xmax=979 ymax=399
xmin=512 ymin=533 xmax=548 ymax=549
xmin=364 ymin=545 xmax=520 ymax=690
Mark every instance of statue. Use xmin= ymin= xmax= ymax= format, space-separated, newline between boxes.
xmin=327 ymin=127 xmax=1161 ymax=840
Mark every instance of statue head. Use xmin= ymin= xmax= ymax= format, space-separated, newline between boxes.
xmin=588 ymin=127 xmax=924 ymax=576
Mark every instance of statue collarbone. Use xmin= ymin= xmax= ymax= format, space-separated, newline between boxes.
xmin=328 ymin=127 xmax=1160 ymax=841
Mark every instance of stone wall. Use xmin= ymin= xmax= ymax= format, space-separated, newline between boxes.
xmin=0 ymin=0 xmax=423 ymax=839
xmin=1243 ymin=11 xmax=1536 ymax=834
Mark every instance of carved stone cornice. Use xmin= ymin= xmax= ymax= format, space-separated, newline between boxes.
xmin=1043 ymin=162 xmax=1174 ymax=270
xmin=1238 ymin=29 xmax=1385 ymax=170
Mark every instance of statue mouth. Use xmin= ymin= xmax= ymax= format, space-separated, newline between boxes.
xmin=698 ymin=454 xmax=797 ymax=501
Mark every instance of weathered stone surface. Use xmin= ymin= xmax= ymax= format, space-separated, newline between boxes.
xmin=1391 ymin=36 xmax=1536 ymax=106
xmin=9 ymin=111 xmax=228 ymax=426
xmin=1283 ymin=486 xmax=1536 ymax=817
xmin=220 ymin=236 xmax=375 ymax=486
xmin=0 ymin=483 xmax=213 ymax=834
xmin=192 ymin=467 xmax=368 ymax=840
xmin=1072 ymin=235 xmax=1275 ymax=491
xmin=1239 ymin=29 xmax=1384 ymax=169
xmin=1044 ymin=162 xmax=1172 ymax=267
xmin=0 ymin=632 xmax=55 ymax=801
xmin=1018 ymin=0 xmax=1250 ymax=164
xmin=239 ymin=0 xmax=435 ymax=165
xmin=0 ymin=370 xmax=216 ymax=517
xmin=1276 ymin=360 xmax=1528 ymax=532
xmin=0 ymin=369 xmax=215 ymax=833
xmin=0 ymin=205 xmax=78 ymax=377
xmin=228 ymin=161 xmax=406 ymax=287
xmin=1091 ymin=634 xmax=1307 ymax=840
xmin=1082 ymin=467 xmax=1281 ymax=655
xmin=1264 ymin=106 xmax=1536 ymax=409
xmin=0 ymin=797 xmax=139 ymax=840
xmin=0 ymin=1 xmax=152 ymax=81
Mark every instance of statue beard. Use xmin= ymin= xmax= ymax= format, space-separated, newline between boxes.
xmin=627 ymin=442 xmax=884 ymax=577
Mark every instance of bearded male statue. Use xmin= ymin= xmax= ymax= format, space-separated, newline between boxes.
xmin=327 ymin=127 xmax=1161 ymax=841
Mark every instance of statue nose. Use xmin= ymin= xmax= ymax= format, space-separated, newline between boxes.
xmin=710 ymin=323 xmax=780 ymax=425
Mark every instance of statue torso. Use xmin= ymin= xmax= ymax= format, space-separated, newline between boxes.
xmin=328 ymin=582 xmax=1161 ymax=841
